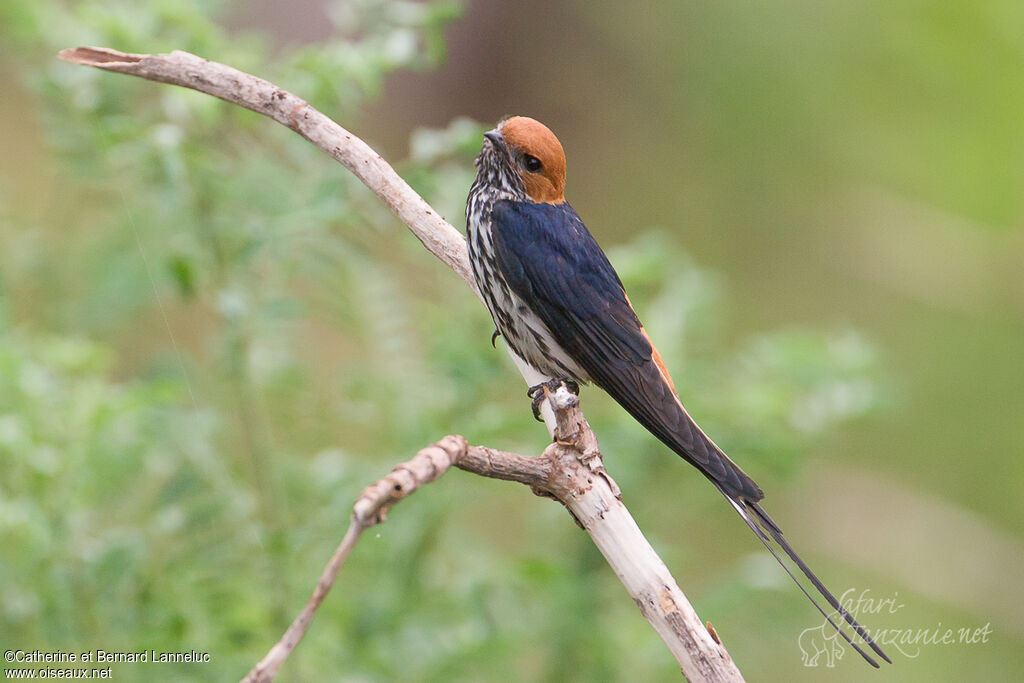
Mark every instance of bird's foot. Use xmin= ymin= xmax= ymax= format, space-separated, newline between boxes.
xmin=526 ymin=378 xmax=580 ymax=422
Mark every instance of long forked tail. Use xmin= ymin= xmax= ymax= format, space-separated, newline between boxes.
xmin=715 ymin=485 xmax=892 ymax=668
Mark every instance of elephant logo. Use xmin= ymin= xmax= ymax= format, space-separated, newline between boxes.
xmin=798 ymin=622 xmax=846 ymax=667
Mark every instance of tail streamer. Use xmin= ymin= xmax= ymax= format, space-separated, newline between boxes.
xmin=716 ymin=485 xmax=891 ymax=668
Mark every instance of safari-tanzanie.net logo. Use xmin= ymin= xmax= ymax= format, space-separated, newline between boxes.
xmin=798 ymin=588 xmax=992 ymax=667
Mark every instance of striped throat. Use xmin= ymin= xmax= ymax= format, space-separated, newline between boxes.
xmin=466 ymin=135 xmax=589 ymax=383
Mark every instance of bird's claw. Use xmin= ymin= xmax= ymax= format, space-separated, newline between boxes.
xmin=526 ymin=378 xmax=580 ymax=421
xmin=530 ymin=394 xmax=545 ymax=421
xmin=526 ymin=383 xmax=547 ymax=421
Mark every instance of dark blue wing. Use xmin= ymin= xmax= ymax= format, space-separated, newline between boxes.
xmin=489 ymin=199 xmax=762 ymax=501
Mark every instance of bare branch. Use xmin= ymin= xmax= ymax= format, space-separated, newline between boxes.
xmin=243 ymin=434 xmax=552 ymax=683
xmin=536 ymin=387 xmax=740 ymax=681
xmin=245 ymin=403 xmax=742 ymax=683
xmin=241 ymin=522 xmax=363 ymax=683
xmin=242 ymin=436 xmax=470 ymax=683
xmin=57 ymin=47 xmax=477 ymax=295
xmin=456 ymin=443 xmax=552 ymax=486
xmin=60 ymin=47 xmax=744 ymax=682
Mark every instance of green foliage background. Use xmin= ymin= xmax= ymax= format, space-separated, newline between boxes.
xmin=1 ymin=1 xmax=1020 ymax=681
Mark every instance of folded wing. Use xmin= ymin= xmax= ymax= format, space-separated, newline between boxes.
xmin=489 ymin=199 xmax=762 ymax=501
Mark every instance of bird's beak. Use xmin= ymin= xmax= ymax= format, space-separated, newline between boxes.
xmin=483 ymin=129 xmax=505 ymax=147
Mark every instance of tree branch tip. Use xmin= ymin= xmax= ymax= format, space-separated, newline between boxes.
xmin=351 ymin=499 xmax=385 ymax=527
xmin=58 ymin=46 xmax=145 ymax=66
xmin=550 ymin=386 xmax=579 ymax=410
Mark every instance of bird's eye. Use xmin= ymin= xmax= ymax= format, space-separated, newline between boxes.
xmin=524 ymin=154 xmax=543 ymax=173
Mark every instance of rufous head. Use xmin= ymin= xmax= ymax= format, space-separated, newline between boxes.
xmin=481 ymin=116 xmax=566 ymax=203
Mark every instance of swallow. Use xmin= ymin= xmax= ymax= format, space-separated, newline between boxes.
xmin=465 ymin=116 xmax=890 ymax=667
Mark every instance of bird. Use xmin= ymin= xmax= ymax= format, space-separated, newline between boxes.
xmin=465 ymin=115 xmax=890 ymax=667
